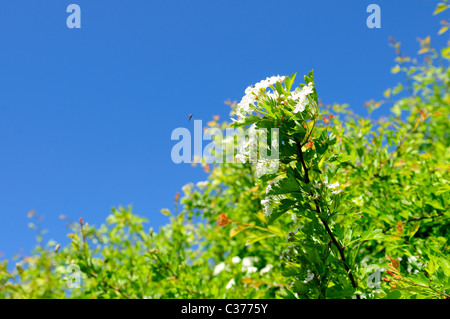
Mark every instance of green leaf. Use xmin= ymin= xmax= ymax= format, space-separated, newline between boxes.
xmin=409 ymin=222 xmax=420 ymax=240
xmin=438 ymin=259 xmax=450 ymax=276
xmin=284 ymin=73 xmax=297 ymax=92
xmin=230 ymin=115 xmax=260 ymax=128
xmin=160 ymin=209 xmax=172 ymax=216
xmin=433 ymin=3 xmax=449 ymax=15
xmin=442 ymin=47 xmax=450 ymax=59
xmin=385 ymin=290 xmax=402 ymax=299
xmin=426 ymin=260 xmax=435 ymax=276
xmin=277 ymin=288 xmax=297 ymax=299
xmin=245 ymin=234 xmax=272 ymax=245
xmin=275 ymin=81 xmax=285 ymax=95
xmin=412 ymin=273 xmax=429 ymax=286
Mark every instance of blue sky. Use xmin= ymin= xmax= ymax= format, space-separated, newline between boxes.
xmin=0 ymin=1 xmax=447 ymax=260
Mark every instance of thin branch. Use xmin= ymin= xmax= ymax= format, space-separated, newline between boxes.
xmin=295 ymin=138 xmax=360 ymax=298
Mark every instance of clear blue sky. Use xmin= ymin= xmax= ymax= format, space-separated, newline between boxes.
xmin=0 ymin=1 xmax=447 ymax=260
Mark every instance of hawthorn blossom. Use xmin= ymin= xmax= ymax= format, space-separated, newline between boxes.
xmin=260 ymin=264 xmax=273 ymax=275
xmin=255 ymin=158 xmax=279 ymax=178
xmin=234 ymin=75 xmax=286 ymax=123
xmin=213 ymin=262 xmax=226 ymax=275
xmin=266 ymin=91 xmax=280 ymax=101
xmin=303 ymin=270 xmax=314 ymax=284
xmin=291 ymin=82 xmax=314 ymax=113
xmin=261 ymin=198 xmax=271 ymax=216
xmin=234 ymin=124 xmax=257 ymax=163
xmin=326 ymin=181 xmax=343 ymax=194
xmin=232 ymin=256 xmax=241 ymax=264
xmin=181 ymin=183 xmax=194 ymax=194
xmin=196 ymin=181 xmax=209 ymax=189
xmin=226 ymin=278 xmax=235 ymax=289
xmin=271 ymin=139 xmax=279 ymax=150
xmin=242 ymin=257 xmax=259 ymax=274
xmin=326 ymin=182 xmax=340 ymax=189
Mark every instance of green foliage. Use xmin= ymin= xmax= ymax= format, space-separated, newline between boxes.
xmin=1 ymin=7 xmax=449 ymax=299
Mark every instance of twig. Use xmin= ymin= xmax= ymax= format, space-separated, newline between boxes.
xmin=295 ymin=138 xmax=360 ymax=298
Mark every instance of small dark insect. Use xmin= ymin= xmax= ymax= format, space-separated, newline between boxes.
xmin=188 ymin=114 xmax=193 ymax=121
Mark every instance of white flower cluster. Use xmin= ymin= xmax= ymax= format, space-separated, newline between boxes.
xmin=326 ymin=181 xmax=343 ymax=195
xmin=260 ymin=178 xmax=289 ymax=218
xmin=406 ymin=255 xmax=422 ymax=274
xmin=255 ymin=157 xmax=279 ymax=178
xmin=196 ymin=180 xmax=209 ymax=189
xmin=234 ymin=125 xmax=279 ymax=178
xmin=226 ymin=278 xmax=235 ymax=289
xmin=313 ymin=181 xmax=343 ymax=195
xmin=303 ymin=269 xmax=314 ymax=284
xmin=259 ymin=264 xmax=273 ymax=275
xmin=213 ymin=262 xmax=226 ymax=276
xmin=235 ymin=124 xmax=257 ymax=164
xmin=214 ymin=256 xmax=270 ymax=290
xmin=181 ymin=182 xmax=194 ymax=194
xmin=234 ymin=75 xmax=286 ymax=123
xmin=213 ymin=256 xmax=266 ymax=280
xmin=291 ymin=82 xmax=314 ymax=113
xmin=241 ymin=256 xmax=259 ymax=275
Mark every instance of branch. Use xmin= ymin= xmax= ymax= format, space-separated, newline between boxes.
xmin=295 ymin=138 xmax=360 ymax=298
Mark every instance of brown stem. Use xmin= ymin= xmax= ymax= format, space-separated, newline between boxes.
xmin=296 ymin=138 xmax=360 ymax=298
xmin=296 ymin=139 xmax=310 ymax=184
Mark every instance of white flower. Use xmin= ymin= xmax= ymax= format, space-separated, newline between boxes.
xmin=232 ymin=256 xmax=241 ymax=264
xmin=261 ymin=198 xmax=272 ymax=216
xmin=256 ymin=75 xmax=286 ymax=89
xmin=260 ymin=264 xmax=273 ymax=275
xmin=234 ymin=125 xmax=257 ymax=163
xmin=326 ymin=182 xmax=340 ymax=189
xmin=196 ymin=181 xmax=209 ymax=189
xmin=407 ymin=256 xmax=418 ymax=263
xmin=213 ymin=262 xmax=226 ymax=275
xmin=291 ymin=82 xmax=314 ymax=113
xmin=266 ymin=91 xmax=279 ymax=100
xmin=271 ymin=139 xmax=279 ymax=150
xmin=303 ymin=270 xmax=314 ymax=284
xmin=265 ymin=75 xmax=286 ymax=86
xmin=226 ymin=278 xmax=235 ymax=289
xmin=238 ymin=94 xmax=256 ymax=113
xmin=241 ymin=256 xmax=259 ymax=274
xmin=233 ymin=75 xmax=286 ymax=122
xmin=245 ymin=266 xmax=258 ymax=274
xmin=255 ymin=158 xmax=279 ymax=178
xmin=240 ymin=257 xmax=259 ymax=275
xmin=182 ymin=183 xmax=194 ymax=194
xmin=235 ymin=153 xmax=247 ymax=163
xmin=293 ymin=96 xmax=308 ymax=113
xmin=303 ymin=82 xmax=314 ymax=95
